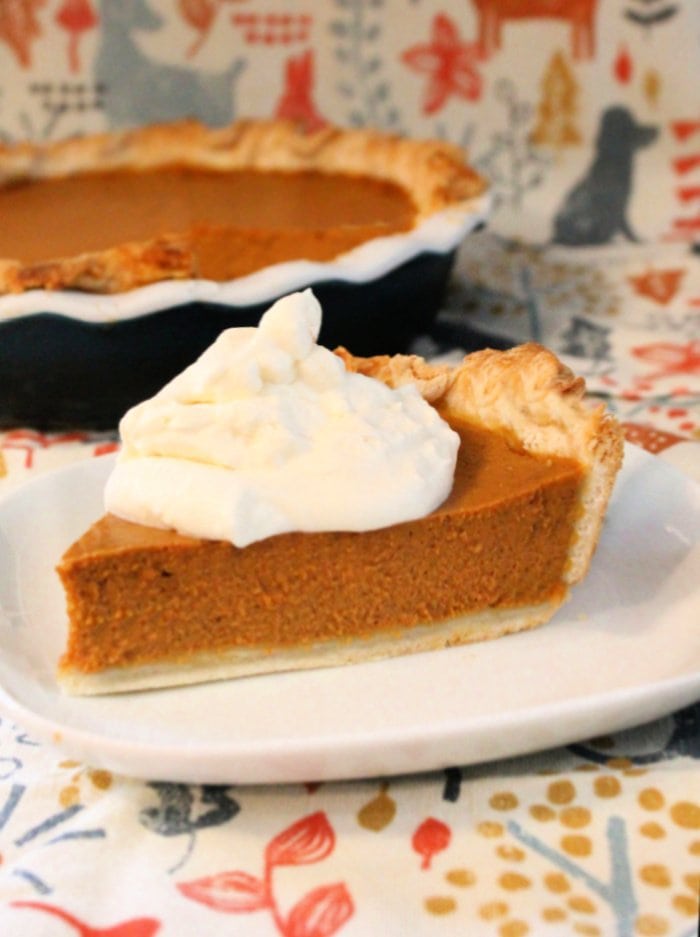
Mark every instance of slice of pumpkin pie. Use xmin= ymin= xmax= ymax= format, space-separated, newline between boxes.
xmin=56 ymin=291 xmax=623 ymax=695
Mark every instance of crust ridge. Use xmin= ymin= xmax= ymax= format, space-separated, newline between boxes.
xmin=0 ymin=118 xmax=486 ymax=295
xmin=337 ymin=343 xmax=624 ymax=584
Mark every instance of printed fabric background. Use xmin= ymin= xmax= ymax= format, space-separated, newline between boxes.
xmin=0 ymin=2 xmax=699 ymax=936
xmin=0 ymin=0 xmax=698 ymax=459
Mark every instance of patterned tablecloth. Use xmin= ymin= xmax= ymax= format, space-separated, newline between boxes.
xmin=1 ymin=0 xmax=700 ymax=934
xmin=0 ymin=239 xmax=698 ymax=936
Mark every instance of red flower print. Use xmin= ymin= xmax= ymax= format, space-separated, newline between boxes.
xmin=401 ymin=13 xmax=482 ymax=115
xmin=412 ymin=816 xmax=452 ymax=869
xmin=631 ymin=340 xmax=700 ymax=381
xmin=178 ymin=811 xmax=353 ymax=937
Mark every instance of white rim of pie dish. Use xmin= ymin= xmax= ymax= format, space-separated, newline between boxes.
xmin=0 ymin=194 xmax=490 ymax=325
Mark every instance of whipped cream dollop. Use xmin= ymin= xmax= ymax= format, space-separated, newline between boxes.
xmin=105 ymin=290 xmax=459 ymax=547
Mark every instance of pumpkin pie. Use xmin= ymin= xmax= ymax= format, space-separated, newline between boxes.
xmin=56 ymin=342 xmax=623 ymax=695
xmin=0 ymin=118 xmax=485 ymax=294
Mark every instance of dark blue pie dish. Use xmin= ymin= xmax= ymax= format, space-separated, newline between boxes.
xmin=0 ymin=195 xmax=489 ymax=430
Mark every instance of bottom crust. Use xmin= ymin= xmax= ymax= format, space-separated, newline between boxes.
xmin=57 ymin=597 xmax=565 ymax=696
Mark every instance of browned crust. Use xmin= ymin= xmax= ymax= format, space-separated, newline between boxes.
xmin=337 ymin=343 xmax=624 ymax=584
xmin=0 ymin=118 xmax=486 ymax=295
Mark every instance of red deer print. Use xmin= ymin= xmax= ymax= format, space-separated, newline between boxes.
xmin=470 ymin=0 xmax=598 ymax=60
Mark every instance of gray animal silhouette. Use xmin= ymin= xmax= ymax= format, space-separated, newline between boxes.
xmin=96 ymin=0 xmax=245 ymax=128
xmin=568 ymin=704 xmax=700 ymax=766
xmin=140 ymin=782 xmax=239 ymax=835
xmin=553 ymin=106 xmax=658 ymax=245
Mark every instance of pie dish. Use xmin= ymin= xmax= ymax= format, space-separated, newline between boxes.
xmin=56 ymin=343 xmax=623 ymax=695
xmin=0 ymin=118 xmax=488 ymax=429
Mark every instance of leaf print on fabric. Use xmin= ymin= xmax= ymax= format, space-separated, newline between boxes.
xmin=178 ymin=870 xmax=270 ymax=912
xmin=475 ymin=80 xmax=549 ymax=210
xmin=401 ymin=13 xmax=482 ymax=115
xmin=330 ymin=0 xmax=400 ymax=129
xmin=1 ymin=788 xmax=106 ymax=896
xmin=266 ymin=811 xmax=336 ymax=867
xmin=356 ymin=782 xmax=396 ymax=831
xmin=613 ymin=43 xmax=633 ymax=84
xmin=11 ymin=901 xmax=160 ymax=937
xmin=284 ymin=883 xmax=354 ymax=937
xmin=178 ymin=811 xmax=354 ymax=937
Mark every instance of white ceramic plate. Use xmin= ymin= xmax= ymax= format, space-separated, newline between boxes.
xmin=0 ymin=444 xmax=698 ymax=785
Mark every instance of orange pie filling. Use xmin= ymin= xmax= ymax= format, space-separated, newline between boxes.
xmin=57 ymin=417 xmax=583 ymax=676
xmin=0 ymin=119 xmax=487 ymax=294
xmin=0 ymin=167 xmax=417 ymax=285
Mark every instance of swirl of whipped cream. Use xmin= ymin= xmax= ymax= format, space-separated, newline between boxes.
xmin=105 ymin=290 xmax=459 ymax=547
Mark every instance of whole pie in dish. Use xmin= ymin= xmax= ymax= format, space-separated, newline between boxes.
xmin=56 ymin=308 xmax=623 ymax=695
xmin=0 ymin=118 xmax=486 ymax=294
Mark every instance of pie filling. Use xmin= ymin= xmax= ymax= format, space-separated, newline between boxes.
xmin=58 ymin=417 xmax=583 ymax=676
xmin=0 ymin=167 xmax=416 ymax=281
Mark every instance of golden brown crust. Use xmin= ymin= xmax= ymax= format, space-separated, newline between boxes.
xmin=0 ymin=118 xmax=486 ymax=295
xmin=2 ymin=236 xmax=195 ymax=293
xmin=338 ymin=343 xmax=624 ymax=584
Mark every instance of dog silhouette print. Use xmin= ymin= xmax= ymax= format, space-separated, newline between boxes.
xmin=553 ymin=106 xmax=658 ymax=246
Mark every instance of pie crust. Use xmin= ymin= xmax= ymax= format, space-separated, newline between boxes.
xmin=338 ymin=342 xmax=624 ymax=586
xmin=0 ymin=118 xmax=486 ymax=294
xmin=56 ymin=343 xmax=623 ymax=695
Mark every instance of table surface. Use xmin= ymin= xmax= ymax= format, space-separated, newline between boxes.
xmin=1 ymin=231 xmax=699 ymax=937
